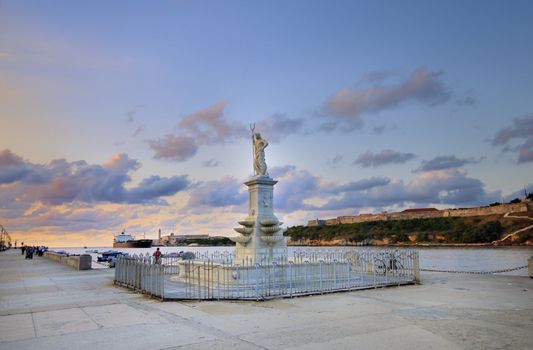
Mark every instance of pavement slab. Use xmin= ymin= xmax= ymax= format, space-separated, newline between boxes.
xmin=0 ymin=313 xmax=35 ymax=342
xmin=285 ymin=325 xmax=461 ymax=350
xmin=32 ymin=308 xmax=100 ymax=337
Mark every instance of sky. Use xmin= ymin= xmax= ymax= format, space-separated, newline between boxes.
xmin=1 ymin=0 xmax=532 ymax=247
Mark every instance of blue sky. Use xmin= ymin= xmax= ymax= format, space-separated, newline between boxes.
xmin=1 ymin=0 xmax=532 ymax=246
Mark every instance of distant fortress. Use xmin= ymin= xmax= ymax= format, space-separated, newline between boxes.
xmin=307 ymin=202 xmax=530 ymax=227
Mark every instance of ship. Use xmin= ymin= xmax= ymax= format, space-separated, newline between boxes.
xmin=113 ymin=232 xmax=153 ymax=248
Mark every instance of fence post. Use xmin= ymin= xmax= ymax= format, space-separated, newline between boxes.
xmin=319 ymin=260 xmax=323 ymax=293
xmin=372 ymin=255 xmax=377 ymax=288
xmin=333 ymin=259 xmax=337 ymax=290
xmin=160 ymin=263 xmax=164 ymax=299
xmin=114 ymin=257 xmax=119 ymax=284
xmin=197 ymin=265 xmax=201 ymax=301
xmin=413 ymin=251 xmax=420 ymax=284
xmin=289 ymin=261 xmax=293 ymax=298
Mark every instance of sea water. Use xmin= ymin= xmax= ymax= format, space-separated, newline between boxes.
xmin=57 ymin=246 xmax=533 ymax=276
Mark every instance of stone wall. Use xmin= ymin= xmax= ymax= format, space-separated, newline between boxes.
xmin=339 ymin=213 xmax=386 ymax=224
xmin=43 ymin=251 xmax=91 ymax=270
xmin=443 ymin=203 xmax=527 ymax=217
xmin=387 ymin=211 xmax=443 ymax=221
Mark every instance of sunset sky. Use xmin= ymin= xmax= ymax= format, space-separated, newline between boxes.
xmin=1 ymin=0 xmax=532 ymax=247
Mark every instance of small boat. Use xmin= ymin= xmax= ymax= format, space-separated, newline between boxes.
xmin=163 ymin=251 xmax=196 ymax=260
xmin=97 ymin=250 xmax=129 ymax=262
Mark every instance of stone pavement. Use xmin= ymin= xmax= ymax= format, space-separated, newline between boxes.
xmin=0 ymin=249 xmax=532 ymax=350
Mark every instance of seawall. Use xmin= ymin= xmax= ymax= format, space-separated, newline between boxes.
xmin=43 ymin=251 xmax=92 ymax=270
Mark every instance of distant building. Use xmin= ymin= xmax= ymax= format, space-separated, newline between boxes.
xmin=307 ymin=219 xmax=326 ymax=227
xmin=159 ymin=233 xmax=210 ymax=246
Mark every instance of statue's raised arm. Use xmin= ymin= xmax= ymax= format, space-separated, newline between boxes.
xmin=250 ymin=125 xmax=268 ymax=176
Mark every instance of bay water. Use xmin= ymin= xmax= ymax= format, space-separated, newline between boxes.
xmin=57 ymin=246 xmax=533 ymax=276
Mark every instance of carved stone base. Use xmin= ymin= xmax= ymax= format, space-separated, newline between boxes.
xmin=231 ymin=175 xmax=287 ymax=264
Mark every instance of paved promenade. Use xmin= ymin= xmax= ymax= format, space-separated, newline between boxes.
xmin=1 ymin=250 xmax=532 ymax=350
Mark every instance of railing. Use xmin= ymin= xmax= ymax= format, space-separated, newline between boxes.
xmin=114 ymin=255 xmax=165 ymax=298
xmin=114 ymin=249 xmax=420 ymax=301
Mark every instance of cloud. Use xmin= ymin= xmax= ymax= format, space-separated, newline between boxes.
xmin=326 ymin=155 xmax=343 ymax=168
xmin=148 ymin=101 xmax=245 ymax=162
xmin=492 ymin=115 xmax=533 ymax=145
xmin=178 ymin=101 xmax=248 ymax=144
xmin=202 ymin=158 xmax=220 ymax=167
xmin=415 ymin=155 xmax=483 ymax=172
xmin=0 ymin=150 xmax=189 ymax=205
xmin=184 ymin=165 xmax=334 ymax=213
xmin=126 ymin=175 xmax=189 ymax=204
xmin=186 ymin=177 xmax=247 ymax=209
xmin=274 ymin=168 xmax=330 ymax=211
xmin=0 ymin=149 xmax=50 ymax=184
xmin=256 ymin=113 xmax=305 ymax=142
xmin=518 ymin=138 xmax=533 ymax=163
xmin=271 ymin=166 xmax=494 ymax=213
xmin=455 ymin=95 xmax=476 ymax=108
xmin=184 ymin=165 xmax=329 ymax=213
xmin=503 ymin=183 xmax=533 ymax=202
xmin=324 ymin=67 xmax=450 ymax=129
xmin=104 ymin=152 xmax=140 ymax=172
xmin=148 ymin=102 xmax=305 ymax=162
xmin=354 ymin=149 xmax=415 ymax=167
xmin=147 ymin=135 xmax=198 ymax=162
xmin=336 ymin=177 xmax=391 ymax=192
xmin=268 ymin=165 xmax=296 ymax=179
xmin=319 ymin=119 xmax=360 ymax=133
xmin=2 ymin=155 xmax=503 ymax=245
xmin=133 ymin=125 xmax=145 ymax=137
xmin=406 ymin=169 xmax=489 ymax=204
xmin=317 ymin=169 xmax=496 ymax=211
xmin=363 ymin=70 xmax=395 ymax=83
xmin=492 ymin=115 xmax=533 ymax=163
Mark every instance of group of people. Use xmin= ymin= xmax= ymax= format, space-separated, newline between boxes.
xmin=21 ymin=245 xmax=48 ymax=259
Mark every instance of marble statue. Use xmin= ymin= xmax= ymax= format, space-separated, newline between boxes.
xmin=250 ymin=124 xmax=268 ymax=176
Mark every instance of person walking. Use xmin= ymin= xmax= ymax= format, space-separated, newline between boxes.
xmin=26 ymin=246 xmax=34 ymax=259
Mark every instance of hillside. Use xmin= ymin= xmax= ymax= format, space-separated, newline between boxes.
xmin=285 ymin=213 xmax=533 ymax=246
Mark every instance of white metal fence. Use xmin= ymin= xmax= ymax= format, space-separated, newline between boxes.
xmin=114 ymin=249 xmax=420 ymax=301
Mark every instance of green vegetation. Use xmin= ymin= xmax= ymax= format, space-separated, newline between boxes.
xmin=285 ymin=215 xmax=528 ymax=245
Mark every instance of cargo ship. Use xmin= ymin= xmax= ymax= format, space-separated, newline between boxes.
xmin=113 ymin=232 xmax=153 ymax=248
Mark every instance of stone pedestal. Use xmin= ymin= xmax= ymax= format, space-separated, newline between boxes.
xmin=232 ymin=175 xmax=287 ymax=264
